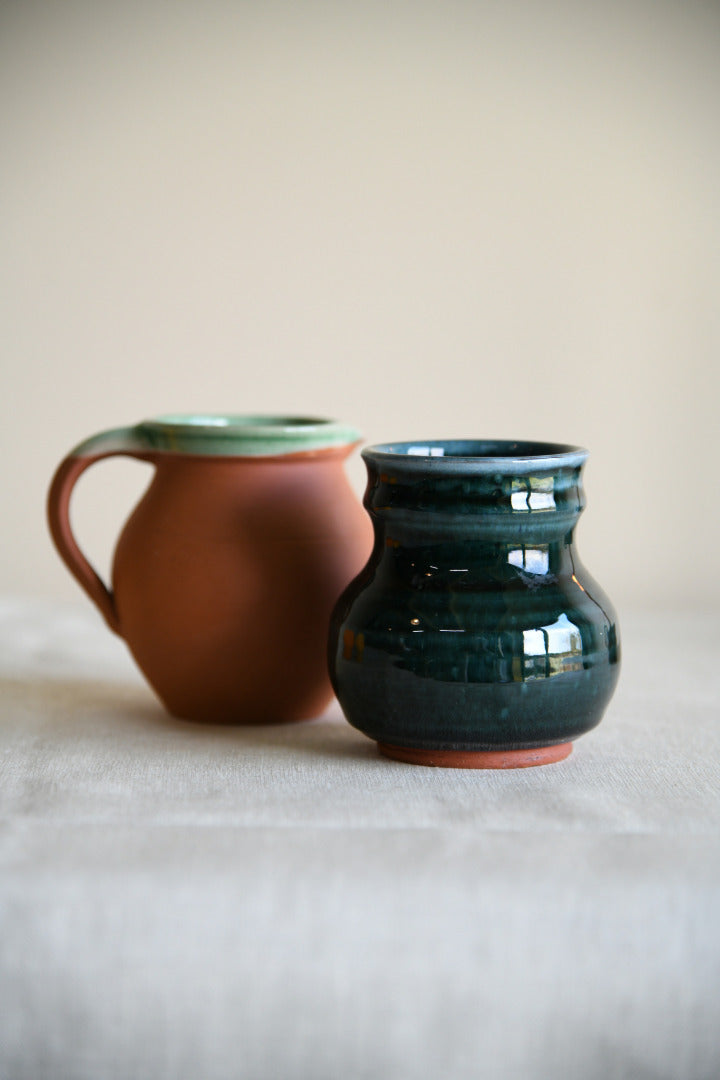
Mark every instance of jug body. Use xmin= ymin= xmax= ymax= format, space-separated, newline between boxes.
xmin=49 ymin=415 xmax=372 ymax=723
xmin=329 ymin=440 xmax=620 ymax=767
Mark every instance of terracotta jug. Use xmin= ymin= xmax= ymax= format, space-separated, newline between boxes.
xmin=48 ymin=415 xmax=372 ymax=723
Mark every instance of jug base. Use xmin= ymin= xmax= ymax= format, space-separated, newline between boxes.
xmin=377 ymin=741 xmax=573 ymax=769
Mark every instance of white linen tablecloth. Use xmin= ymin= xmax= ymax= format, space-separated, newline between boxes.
xmin=1 ymin=597 xmax=718 ymax=1080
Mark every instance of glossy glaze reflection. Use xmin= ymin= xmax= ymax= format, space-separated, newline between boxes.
xmin=329 ymin=440 xmax=620 ymax=767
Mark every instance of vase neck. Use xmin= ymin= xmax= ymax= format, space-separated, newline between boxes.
xmin=363 ymin=457 xmax=586 ymax=544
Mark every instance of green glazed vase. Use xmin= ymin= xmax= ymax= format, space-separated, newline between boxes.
xmin=328 ymin=440 xmax=620 ymax=768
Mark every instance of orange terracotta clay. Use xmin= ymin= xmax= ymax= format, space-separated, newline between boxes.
xmin=377 ymin=742 xmax=573 ymax=768
xmin=48 ymin=417 xmax=372 ymax=724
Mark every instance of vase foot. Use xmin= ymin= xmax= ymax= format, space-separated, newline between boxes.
xmin=377 ymin=741 xmax=573 ymax=769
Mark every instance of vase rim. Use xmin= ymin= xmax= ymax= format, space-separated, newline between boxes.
xmin=363 ymin=439 xmax=588 ymax=473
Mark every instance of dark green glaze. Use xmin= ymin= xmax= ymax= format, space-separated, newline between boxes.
xmin=329 ymin=440 xmax=620 ymax=754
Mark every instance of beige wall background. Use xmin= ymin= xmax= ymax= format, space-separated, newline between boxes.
xmin=1 ymin=0 xmax=718 ymax=611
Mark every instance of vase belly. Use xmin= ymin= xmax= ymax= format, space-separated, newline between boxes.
xmin=333 ymin=575 xmax=619 ymax=751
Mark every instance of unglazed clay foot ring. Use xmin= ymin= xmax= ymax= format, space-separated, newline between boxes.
xmin=377 ymin=742 xmax=573 ymax=769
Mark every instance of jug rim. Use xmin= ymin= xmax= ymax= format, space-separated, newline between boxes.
xmin=362 ymin=439 xmax=588 ymax=473
xmin=135 ymin=414 xmax=361 ymax=456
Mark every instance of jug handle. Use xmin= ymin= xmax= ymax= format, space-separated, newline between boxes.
xmin=47 ymin=427 xmax=152 ymax=636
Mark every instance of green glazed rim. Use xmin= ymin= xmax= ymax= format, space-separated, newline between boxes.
xmin=69 ymin=414 xmax=362 ymax=459
xmin=137 ymin=414 xmax=361 ymax=456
